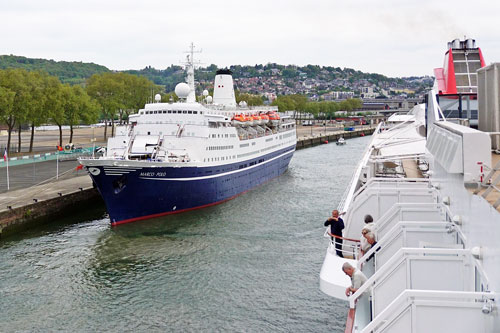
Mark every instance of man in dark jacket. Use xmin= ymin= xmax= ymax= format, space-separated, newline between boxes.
xmin=324 ymin=210 xmax=345 ymax=257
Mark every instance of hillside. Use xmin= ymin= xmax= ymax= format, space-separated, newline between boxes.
xmin=0 ymin=55 xmax=109 ymax=85
xmin=0 ymin=55 xmax=433 ymax=98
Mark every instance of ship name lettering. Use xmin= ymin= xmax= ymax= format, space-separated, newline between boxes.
xmin=140 ymin=172 xmax=155 ymax=177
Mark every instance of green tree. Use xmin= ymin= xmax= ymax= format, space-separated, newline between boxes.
xmin=26 ymin=71 xmax=49 ymax=152
xmin=64 ymin=85 xmax=99 ymax=143
xmin=44 ymin=76 xmax=65 ymax=146
xmin=86 ymin=73 xmax=123 ymax=139
xmin=0 ymin=69 xmax=31 ymax=153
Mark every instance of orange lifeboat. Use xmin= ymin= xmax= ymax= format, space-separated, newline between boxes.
xmin=259 ymin=113 xmax=270 ymax=125
xmin=232 ymin=114 xmax=245 ymax=127
xmin=251 ymin=114 xmax=262 ymax=126
xmin=268 ymin=111 xmax=280 ymax=126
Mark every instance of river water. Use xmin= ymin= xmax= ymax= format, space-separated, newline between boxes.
xmin=0 ymin=136 xmax=370 ymax=332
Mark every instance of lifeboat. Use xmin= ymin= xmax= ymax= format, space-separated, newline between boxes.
xmin=259 ymin=113 xmax=270 ymax=125
xmin=251 ymin=114 xmax=262 ymax=126
xmin=232 ymin=114 xmax=246 ymax=127
xmin=244 ymin=113 xmax=254 ymax=126
xmin=268 ymin=111 xmax=280 ymax=126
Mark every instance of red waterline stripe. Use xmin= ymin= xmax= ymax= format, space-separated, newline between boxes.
xmin=110 ymin=163 xmax=291 ymax=227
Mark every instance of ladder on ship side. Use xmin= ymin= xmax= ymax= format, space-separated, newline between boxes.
xmin=474 ymin=158 xmax=500 ymax=208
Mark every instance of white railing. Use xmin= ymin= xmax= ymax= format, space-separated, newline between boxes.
xmin=374 ymin=202 xmax=447 ymax=237
xmin=361 ymin=290 xmax=496 ymax=333
xmin=349 ymin=248 xmax=476 ymax=309
xmin=323 ymin=232 xmax=361 ymax=259
xmin=357 ymin=221 xmax=464 ymax=269
xmin=338 ymin=123 xmax=381 ymax=213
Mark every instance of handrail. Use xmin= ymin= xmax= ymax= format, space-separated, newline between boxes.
xmin=349 ymin=248 xmax=472 ymax=308
xmin=361 ymin=290 xmax=495 ymax=333
xmin=374 ymin=200 xmax=442 ymax=236
xmin=344 ymin=307 xmax=356 ymax=333
xmin=356 ymin=221 xmax=455 ymax=268
xmin=327 ymin=231 xmax=361 ymax=243
xmin=338 ymin=123 xmax=380 ymax=213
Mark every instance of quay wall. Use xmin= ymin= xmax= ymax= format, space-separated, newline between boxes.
xmin=296 ymin=128 xmax=374 ymax=150
xmin=0 ymin=188 xmax=100 ymax=238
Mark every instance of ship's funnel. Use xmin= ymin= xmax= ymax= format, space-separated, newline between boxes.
xmin=213 ymin=69 xmax=236 ymax=106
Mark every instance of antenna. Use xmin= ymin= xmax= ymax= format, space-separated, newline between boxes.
xmin=180 ymin=42 xmax=203 ymax=103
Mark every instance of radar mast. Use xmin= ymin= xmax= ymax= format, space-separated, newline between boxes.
xmin=182 ymin=42 xmax=202 ymax=103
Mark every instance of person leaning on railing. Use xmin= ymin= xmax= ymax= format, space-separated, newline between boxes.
xmin=324 ymin=209 xmax=345 ymax=258
xmin=342 ymin=262 xmax=367 ymax=297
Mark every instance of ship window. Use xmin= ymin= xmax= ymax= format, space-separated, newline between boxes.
xmin=168 ymin=110 xmax=172 ymax=114
xmin=154 ymin=111 xmax=157 ymax=114
xmin=183 ymin=111 xmax=187 ymax=114
xmin=193 ymin=111 xmax=198 ymax=114
xmin=163 ymin=111 xmax=166 ymax=114
xmin=200 ymin=111 xmax=203 ymax=114
xmin=188 ymin=111 xmax=192 ymax=114
xmin=148 ymin=131 xmax=151 ymax=135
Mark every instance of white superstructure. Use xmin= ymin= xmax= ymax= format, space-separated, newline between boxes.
xmin=319 ymin=74 xmax=500 ymax=331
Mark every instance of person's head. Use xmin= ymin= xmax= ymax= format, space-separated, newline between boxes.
xmin=332 ymin=210 xmax=339 ymax=218
xmin=342 ymin=262 xmax=355 ymax=277
xmin=363 ymin=231 xmax=376 ymax=245
xmin=364 ymin=214 xmax=373 ymax=224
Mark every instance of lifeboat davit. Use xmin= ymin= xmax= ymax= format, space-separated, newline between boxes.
xmin=268 ymin=111 xmax=280 ymax=126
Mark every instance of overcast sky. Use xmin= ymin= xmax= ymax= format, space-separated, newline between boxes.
xmin=1 ymin=0 xmax=499 ymax=78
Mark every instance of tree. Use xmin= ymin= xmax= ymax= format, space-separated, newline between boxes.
xmin=26 ymin=71 xmax=49 ymax=152
xmin=44 ymin=76 xmax=65 ymax=146
xmin=64 ymin=85 xmax=99 ymax=143
xmin=86 ymin=73 xmax=123 ymax=139
xmin=0 ymin=69 xmax=30 ymax=153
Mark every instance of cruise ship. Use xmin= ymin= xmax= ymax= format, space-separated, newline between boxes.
xmin=79 ymin=46 xmax=296 ymax=225
xmin=319 ymin=39 xmax=500 ymax=332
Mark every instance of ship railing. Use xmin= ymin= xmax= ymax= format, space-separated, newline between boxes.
xmin=360 ymin=290 xmax=496 ymax=333
xmin=324 ymin=230 xmax=360 ymax=259
xmin=348 ymin=248 xmax=491 ymax=314
xmin=337 ymin=123 xmax=381 ymax=213
xmin=357 ymin=221 xmax=468 ymax=272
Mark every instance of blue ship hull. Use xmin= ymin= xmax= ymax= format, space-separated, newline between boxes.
xmin=87 ymin=145 xmax=295 ymax=225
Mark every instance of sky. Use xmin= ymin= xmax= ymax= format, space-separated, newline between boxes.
xmin=1 ymin=0 xmax=499 ymax=78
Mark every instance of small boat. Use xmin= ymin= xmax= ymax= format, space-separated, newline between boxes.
xmin=336 ymin=137 xmax=346 ymax=145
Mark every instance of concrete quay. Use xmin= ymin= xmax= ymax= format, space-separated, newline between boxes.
xmin=0 ymin=176 xmax=100 ymax=238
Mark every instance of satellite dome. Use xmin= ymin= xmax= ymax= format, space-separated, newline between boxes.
xmin=206 ymin=96 xmax=213 ymax=103
xmin=175 ymin=83 xmax=191 ymax=99
xmin=202 ymin=89 xmax=209 ymax=97
xmin=154 ymin=94 xmax=161 ymax=102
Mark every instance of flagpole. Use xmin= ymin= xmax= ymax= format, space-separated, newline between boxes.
xmin=56 ymin=151 xmax=59 ymax=180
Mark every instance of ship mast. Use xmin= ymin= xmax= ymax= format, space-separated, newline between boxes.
xmin=183 ymin=42 xmax=202 ymax=103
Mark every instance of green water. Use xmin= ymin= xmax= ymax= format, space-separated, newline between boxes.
xmin=0 ymin=136 xmax=370 ymax=332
